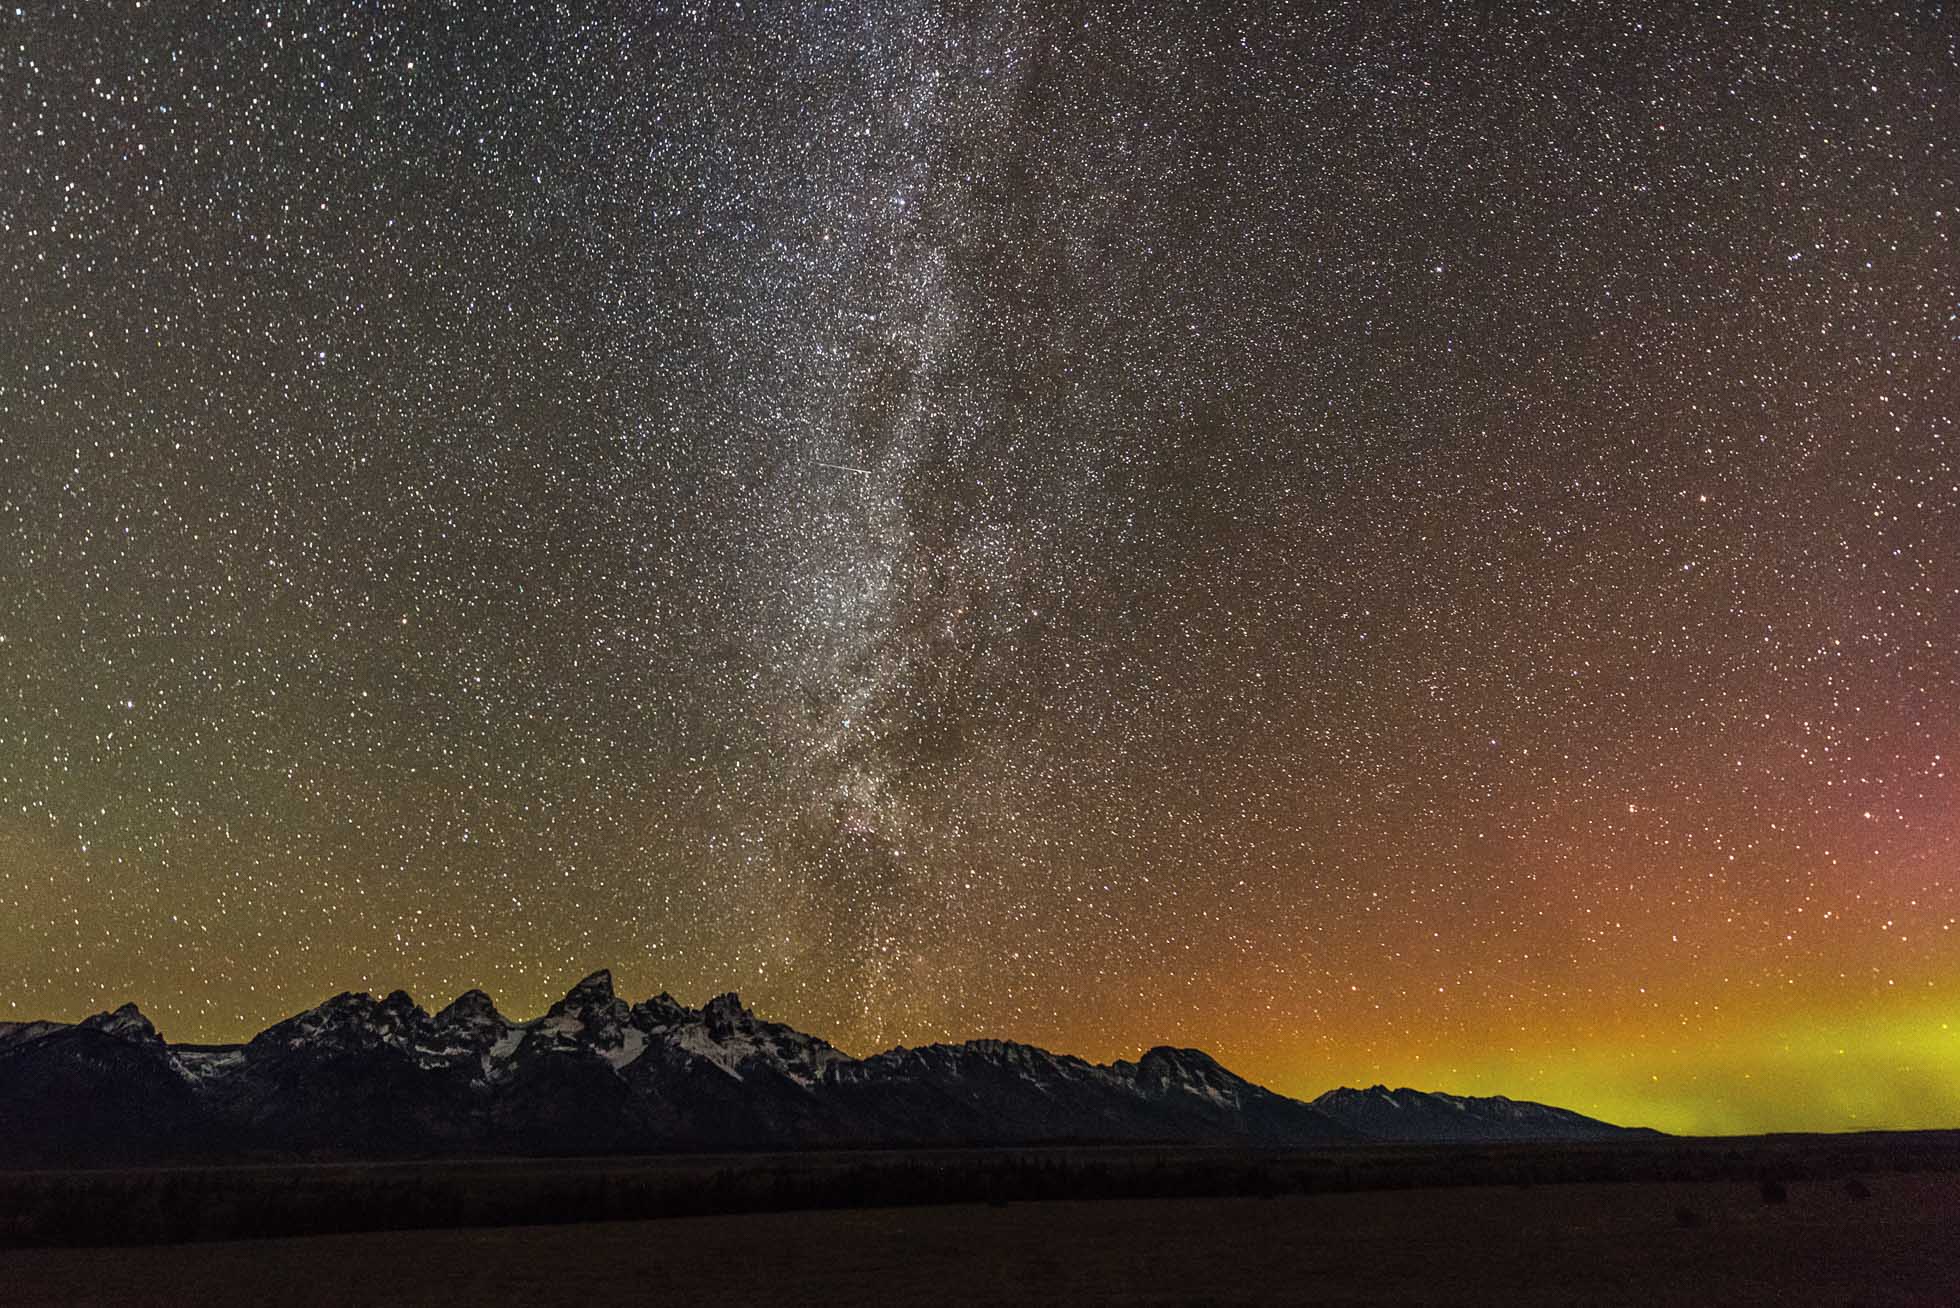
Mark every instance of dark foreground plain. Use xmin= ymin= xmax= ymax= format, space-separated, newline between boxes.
xmin=6 ymin=1173 xmax=1957 ymax=1305
xmin=4 ymin=1134 xmax=1956 ymax=1303
xmin=9 ymin=1132 xmax=1959 ymax=1249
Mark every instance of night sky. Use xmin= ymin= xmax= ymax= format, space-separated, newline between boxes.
xmin=5 ymin=3 xmax=1957 ymax=1135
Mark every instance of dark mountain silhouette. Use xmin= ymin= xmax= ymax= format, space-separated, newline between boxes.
xmin=0 ymin=972 xmax=1654 ymax=1165
xmin=1311 ymin=1084 xmax=1655 ymax=1142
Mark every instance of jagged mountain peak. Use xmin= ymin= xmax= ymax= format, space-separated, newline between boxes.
xmin=1132 ymin=1046 xmax=1249 ymax=1106
xmin=701 ymin=991 xmax=751 ymax=1031
xmin=249 ymin=988 xmax=436 ymax=1056
xmin=539 ymin=970 xmax=622 ymax=1023
xmin=525 ymin=973 xmax=630 ymax=1057
xmin=562 ymin=968 xmax=616 ymax=1003
xmin=435 ymin=988 xmax=505 ymax=1027
xmin=633 ymin=992 xmax=691 ymax=1026
xmin=378 ymin=989 xmax=426 ymax=1020
xmin=79 ymin=1001 xmax=163 ymax=1047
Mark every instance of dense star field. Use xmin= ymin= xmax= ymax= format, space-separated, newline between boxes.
xmin=3 ymin=3 xmax=1956 ymax=1135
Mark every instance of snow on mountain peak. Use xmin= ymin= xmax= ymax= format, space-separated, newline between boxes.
xmin=555 ymin=969 xmax=618 ymax=1008
xmin=1132 ymin=1046 xmax=1244 ymax=1107
xmin=0 ymin=969 xmax=1657 ymax=1160
xmin=80 ymin=1002 xmax=163 ymax=1047
xmin=435 ymin=988 xmax=505 ymax=1027
xmin=701 ymin=992 xmax=750 ymax=1031
xmin=633 ymin=992 xmax=691 ymax=1028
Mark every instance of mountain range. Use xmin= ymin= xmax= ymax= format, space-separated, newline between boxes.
xmin=0 ymin=971 xmax=1655 ymax=1166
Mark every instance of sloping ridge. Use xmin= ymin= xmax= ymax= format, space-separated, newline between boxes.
xmin=1311 ymin=1084 xmax=1659 ymax=1142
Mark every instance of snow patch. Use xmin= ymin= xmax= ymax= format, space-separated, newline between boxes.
xmin=487 ymin=1025 xmax=527 ymax=1062
xmin=601 ymin=1026 xmax=647 ymax=1070
xmin=673 ymin=1023 xmax=747 ymax=1080
xmin=174 ymin=1048 xmax=245 ymax=1083
xmin=534 ymin=1014 xmax=583 ymax=1041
